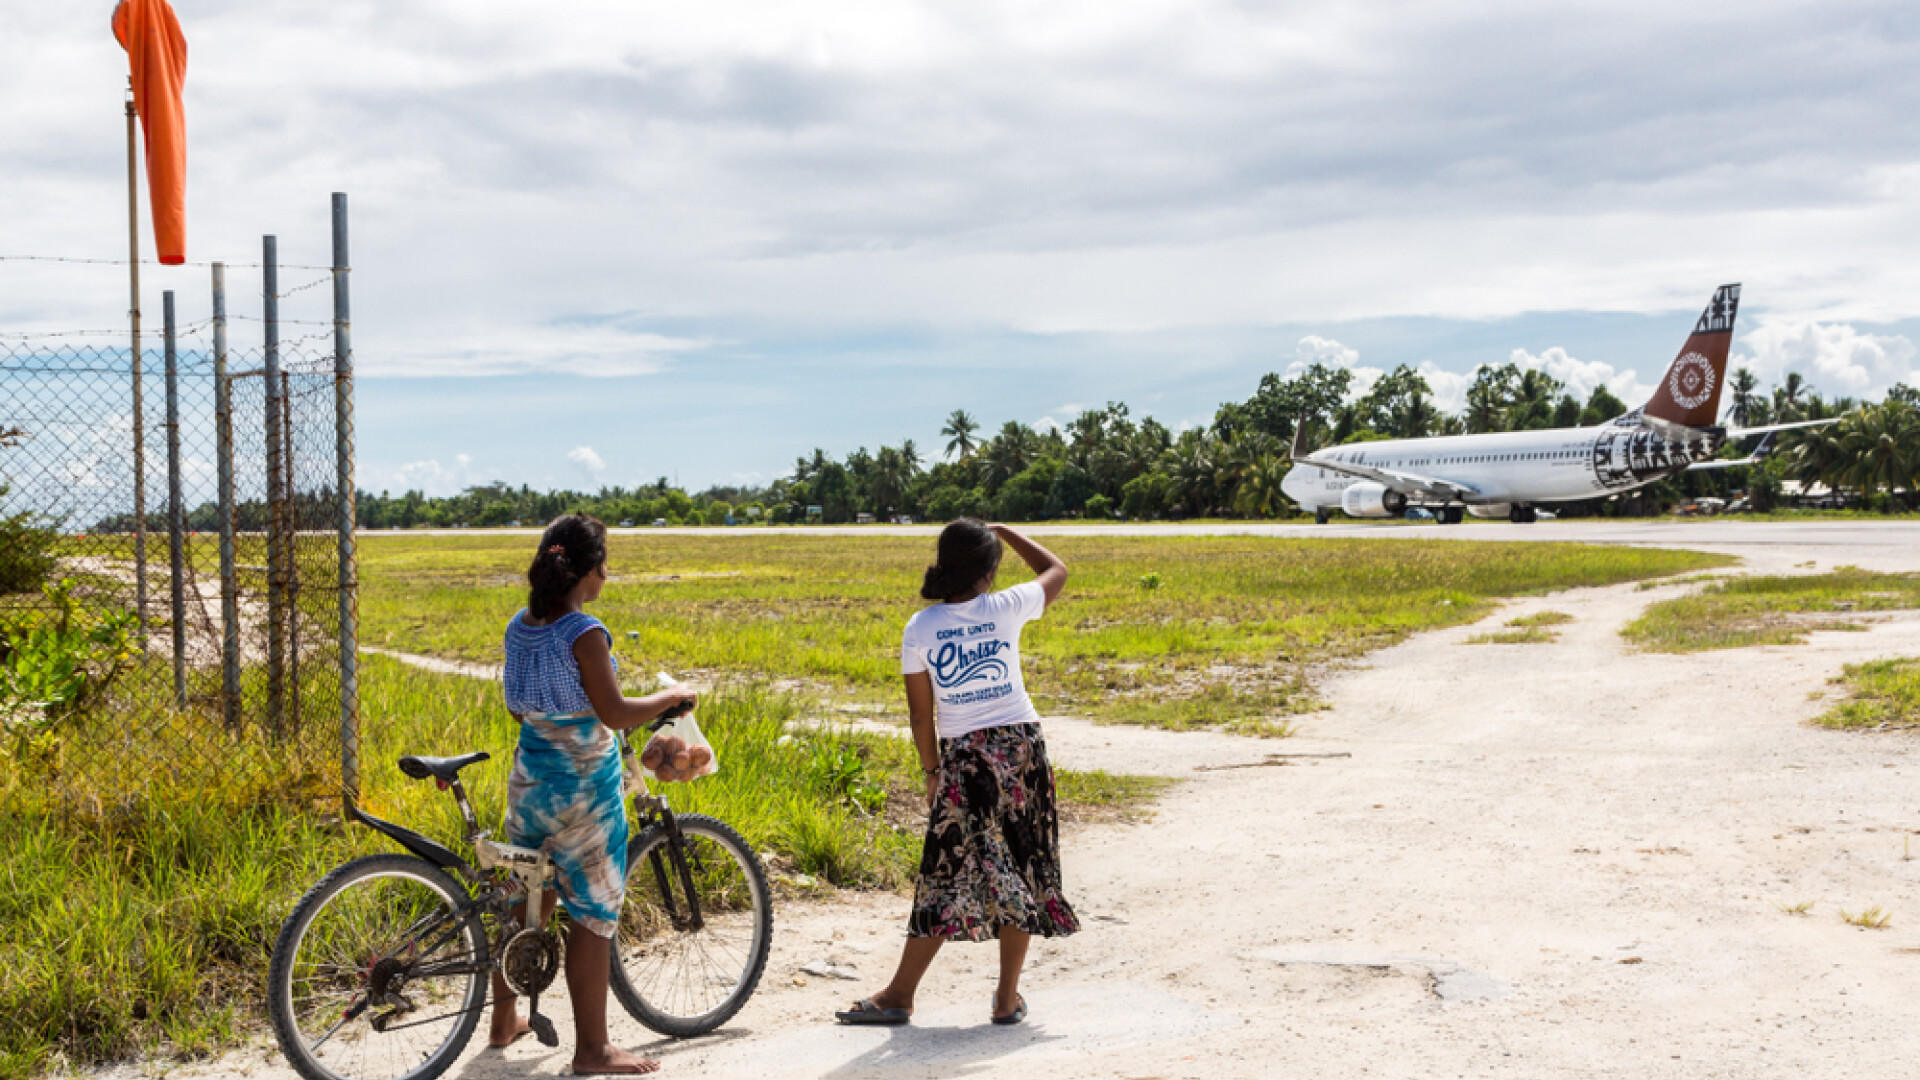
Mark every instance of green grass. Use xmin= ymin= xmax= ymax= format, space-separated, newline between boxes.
xmin=0 ymin=658 xmax=922 ymax=1080
xmin=0 ymin=650 xmax=1167 ymax=1080
xmin=358 ymin=533 xmax=1726 ymax=732
xmin=1054 ymin=771 xmax=1179 ymax=823
xmin=1816 ymin=658 xmax=1920 ymax=730
xmin=1466 ymin=609 xmax=1572 ymax=645
xmin=0 ymin=533 xmax=1730 ymax=1078
xmin=1622 ymin=568 xmax=1920 ymax=653
xmin=1466 ymin=626 xmax=1558 ymax=645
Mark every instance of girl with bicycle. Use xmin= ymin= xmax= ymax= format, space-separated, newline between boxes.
xmin=495 ymin=514 xmax=696 ymax=1075
xmin=837 ymin=520 xmax=1079 ymax=1028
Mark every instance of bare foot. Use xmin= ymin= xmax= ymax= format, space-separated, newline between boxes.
xmin=489 ymin=1008 xmax=533 ymax=1048
xmin=866 ymin=987 xmax=914 ymax=1014
xmin=571 ymin=1045 xmax=661 ymax=1075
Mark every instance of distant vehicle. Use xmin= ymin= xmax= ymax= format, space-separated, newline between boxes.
xmin=856 ymin=512 xmax=875 ymax=525
xmin=619 ymin=519 xmax=634 ymax=527
xmin=1285 ymin=284 xmax=1836 ymax=524
xmin=652 ymin=518 xmax=667 ymax=527
xmin=1403 ymin=507 xmax=1436 ymax=521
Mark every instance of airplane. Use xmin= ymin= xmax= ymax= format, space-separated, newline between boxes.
xmin=1282 ymin=284 xmax=1837 ymax=523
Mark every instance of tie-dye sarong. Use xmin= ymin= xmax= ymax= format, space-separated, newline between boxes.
xmin=504 ymin=710 xmax=629 ymax=938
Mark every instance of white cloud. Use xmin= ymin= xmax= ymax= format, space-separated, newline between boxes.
xmin=1735 ymin=322 xmax=1917 ymax=398
xmin=385 ymin=453 xmax=478 ymax=497
xmin=1290 ymin=335 xmax=1361 ymax=374
xmin=1506 ymin=347 xmax=1653 ymax=407
xmin=1032 ymin=415 xmax=1065 ymax=435
xmin=567 ymin=445 xmax=608 ymax=481
xmin=1417 ymin=361 xmax=1473 ymax=414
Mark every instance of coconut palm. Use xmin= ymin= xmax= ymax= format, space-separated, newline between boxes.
xmin=980 ymin=422 xmax=1037 ymax=488
xmin=941 ymin=410 xmax=980 ymax=460
xmin=1234 ymin=455 xmax=1292 ymax=518
xmin=1835 ymin=402 xmax=1920 ymax=505
xmin=1729 ymin=368 xmax=1760 ymax=428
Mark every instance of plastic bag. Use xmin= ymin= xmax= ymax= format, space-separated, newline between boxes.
xmin=637 ymin=672 xmax=719 ymax=783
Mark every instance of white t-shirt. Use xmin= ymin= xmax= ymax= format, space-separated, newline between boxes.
xmin=901 ymin=581 xmax=1047 ymax=739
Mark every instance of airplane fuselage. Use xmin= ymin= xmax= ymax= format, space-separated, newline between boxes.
xmin=1280 ymin=415 xmax=1728 ymax=513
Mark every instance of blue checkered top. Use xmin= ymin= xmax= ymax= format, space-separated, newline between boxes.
xmin=502 ymin=610 xmax=615 ymax=716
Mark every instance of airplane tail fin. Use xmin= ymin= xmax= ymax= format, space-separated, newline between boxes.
xmin=1644 ymin=283 xmax=1740 ymax=430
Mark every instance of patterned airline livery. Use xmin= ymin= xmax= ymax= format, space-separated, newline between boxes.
xmin=1281 ymin=284 xmax=1761 ymax=522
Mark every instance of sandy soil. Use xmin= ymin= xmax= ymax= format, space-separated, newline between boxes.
xmin=133 ymin=525 xmax=1920 ymax=1080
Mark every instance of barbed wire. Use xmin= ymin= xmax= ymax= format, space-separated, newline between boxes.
xmin=0 ymin=254 xmax=335 ymax=271
xmin=0 ymin=317 xmax=217 ymax=342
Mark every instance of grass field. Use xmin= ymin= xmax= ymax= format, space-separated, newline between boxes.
xmin=1 ymin=532 xmax=1729 ymax=1079
xmin=1621 ymin=569 xmax=1920 ymax=653
xmin=1816 ymin=658 xmax=1920 ymax=730
xmin=0 ymin=658 xmax=953 ymax=1080
xmin=359 ymin=533 xmax=1726 ymax=734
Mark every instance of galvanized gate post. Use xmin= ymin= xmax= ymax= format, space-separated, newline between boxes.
xmin=163 ymin=290 xmax=186 ymax=706
xmin=263 ymin=236 xmax=286 ymax=740
xmin=213 ymin=263 xmax=241 ymax=732
xmin=332 ymin=193 xmax=360 ymax=802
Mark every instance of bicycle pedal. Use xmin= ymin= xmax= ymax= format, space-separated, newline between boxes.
xmin=528 ymin=1012 xmax=558 ymax=1048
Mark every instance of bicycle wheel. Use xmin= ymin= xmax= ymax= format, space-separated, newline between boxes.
xmin=269 ymin=854 xmax=487 ymax=1080
xmin=611 ymin=814 xmax=772 ymax=1037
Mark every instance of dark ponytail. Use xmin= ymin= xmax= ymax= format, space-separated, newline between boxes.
xmin=528 ymin=514 xmax=608 ymax=618
xmin=920 ymin=518 xmax=1001 ymax=602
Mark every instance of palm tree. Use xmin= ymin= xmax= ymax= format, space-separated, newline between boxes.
xmin=1729 ymin=368 xmax=1760 ymax=428
xmin=941 ymin=410 xmax=980 ymax=460
xmin=1234 ymin=456 xmax=1292 ymax=518
xmin=900 ymin=439 xmax=923 ymax=474
xmin=1773 ymin=372 xmax=1808 ymax=423
xmin=981 ymin=422 xmax=1037 ymax=488
xmin=1835 ymin=402 xmax=1920 ymax=506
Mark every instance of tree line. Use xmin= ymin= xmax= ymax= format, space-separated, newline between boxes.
xmin=335 ymin=362 xmax=1919 ymax=527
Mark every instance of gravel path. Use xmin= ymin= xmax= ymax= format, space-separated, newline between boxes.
xmin=148 ymin=525 xmax=1920 ymax=1080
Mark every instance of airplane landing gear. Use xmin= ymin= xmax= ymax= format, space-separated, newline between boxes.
xmin=1439 ymin=507 xmax=1463 ymax=524
xmin=1509 ymin=505 xmax=1538 ymax=523
xmin=1315 ymin=507 xmax=1331 ymax=525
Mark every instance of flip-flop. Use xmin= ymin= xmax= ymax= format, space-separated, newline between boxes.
xmin=991 ymin=994 xmax=1027 ymax=1026
xmin=835 ymin=998 xmax=911 ymax=1026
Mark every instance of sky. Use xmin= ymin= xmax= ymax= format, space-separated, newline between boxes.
xmin=4 ymin=1 xmax=1919 ymax=495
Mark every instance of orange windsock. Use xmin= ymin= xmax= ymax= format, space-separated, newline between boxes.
xmin=113 ymin=0 xmax=188 ymax=265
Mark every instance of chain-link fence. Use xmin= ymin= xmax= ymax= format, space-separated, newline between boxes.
xmin=0 ymin=200 xmax=357 ymax=815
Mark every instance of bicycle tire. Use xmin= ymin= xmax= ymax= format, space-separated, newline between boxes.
xmin=269 ymin=854 xmax=487 ymax=1080
xmin=611 ymin=814 xmax=773 ymax=1037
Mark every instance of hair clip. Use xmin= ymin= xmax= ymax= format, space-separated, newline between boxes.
xmin=547 ymin=544 xmax=564 ymax=554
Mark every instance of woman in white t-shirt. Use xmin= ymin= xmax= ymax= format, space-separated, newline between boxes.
xmin=836 ymin=520 xmax=1077 ymax=1028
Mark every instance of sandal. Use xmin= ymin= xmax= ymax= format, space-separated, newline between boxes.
xmin=835 ymin=998 xmax=911 ymax=1026
xmin=991 ymin=994 xmax=1026 ymax=1026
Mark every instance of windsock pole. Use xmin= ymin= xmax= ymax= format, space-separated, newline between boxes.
xmin=126 ymin=76 xmax=149 ymax=645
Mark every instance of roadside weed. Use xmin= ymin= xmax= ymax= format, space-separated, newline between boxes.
xmin=1841 ymin=906 xmax=1893 ymax=929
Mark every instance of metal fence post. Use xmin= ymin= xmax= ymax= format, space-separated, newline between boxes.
xmin=213 ymin=263 xmax=241 ymax=732
xmin=127 ymin=83 xmax=148 ymax=647
xmin=282 ymin=371 xmax=301 ymax=740
xmin=332 ymin=192 xmax=360 ymax=802
xmin=263 ymin=236 xmax=286 ymax=740
xmin=163 ymin=290 xmax=186 ymax=706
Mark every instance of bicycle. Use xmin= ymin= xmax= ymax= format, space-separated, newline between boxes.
xmin=268 ymin=709 xmax=772 ymax=1080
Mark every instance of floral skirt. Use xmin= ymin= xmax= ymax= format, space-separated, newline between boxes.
xmin=908 ymin=723 xmax=1080 ymax=941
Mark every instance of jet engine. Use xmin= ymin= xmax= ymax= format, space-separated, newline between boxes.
xmin=1340 ymin=482 xmax=1407 ymax=519
xmin=1466 ymin=503 xmax=1513 ymax=519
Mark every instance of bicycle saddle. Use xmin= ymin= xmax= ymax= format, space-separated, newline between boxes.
xmin=397 ymin=751 xmax=491 ymax=783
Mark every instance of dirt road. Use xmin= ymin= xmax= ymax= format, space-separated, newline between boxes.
xmin=177 ymin=527 xmax=1920 ymax=1080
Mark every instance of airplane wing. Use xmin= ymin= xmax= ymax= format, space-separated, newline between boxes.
xmin=1289 ymin=447 xmax=1484 ymax=502
xmin=1725 ymin=418 xmax=1839 ymax=438
xmin=1686 ymin=432 xmax=1774 ymax=472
